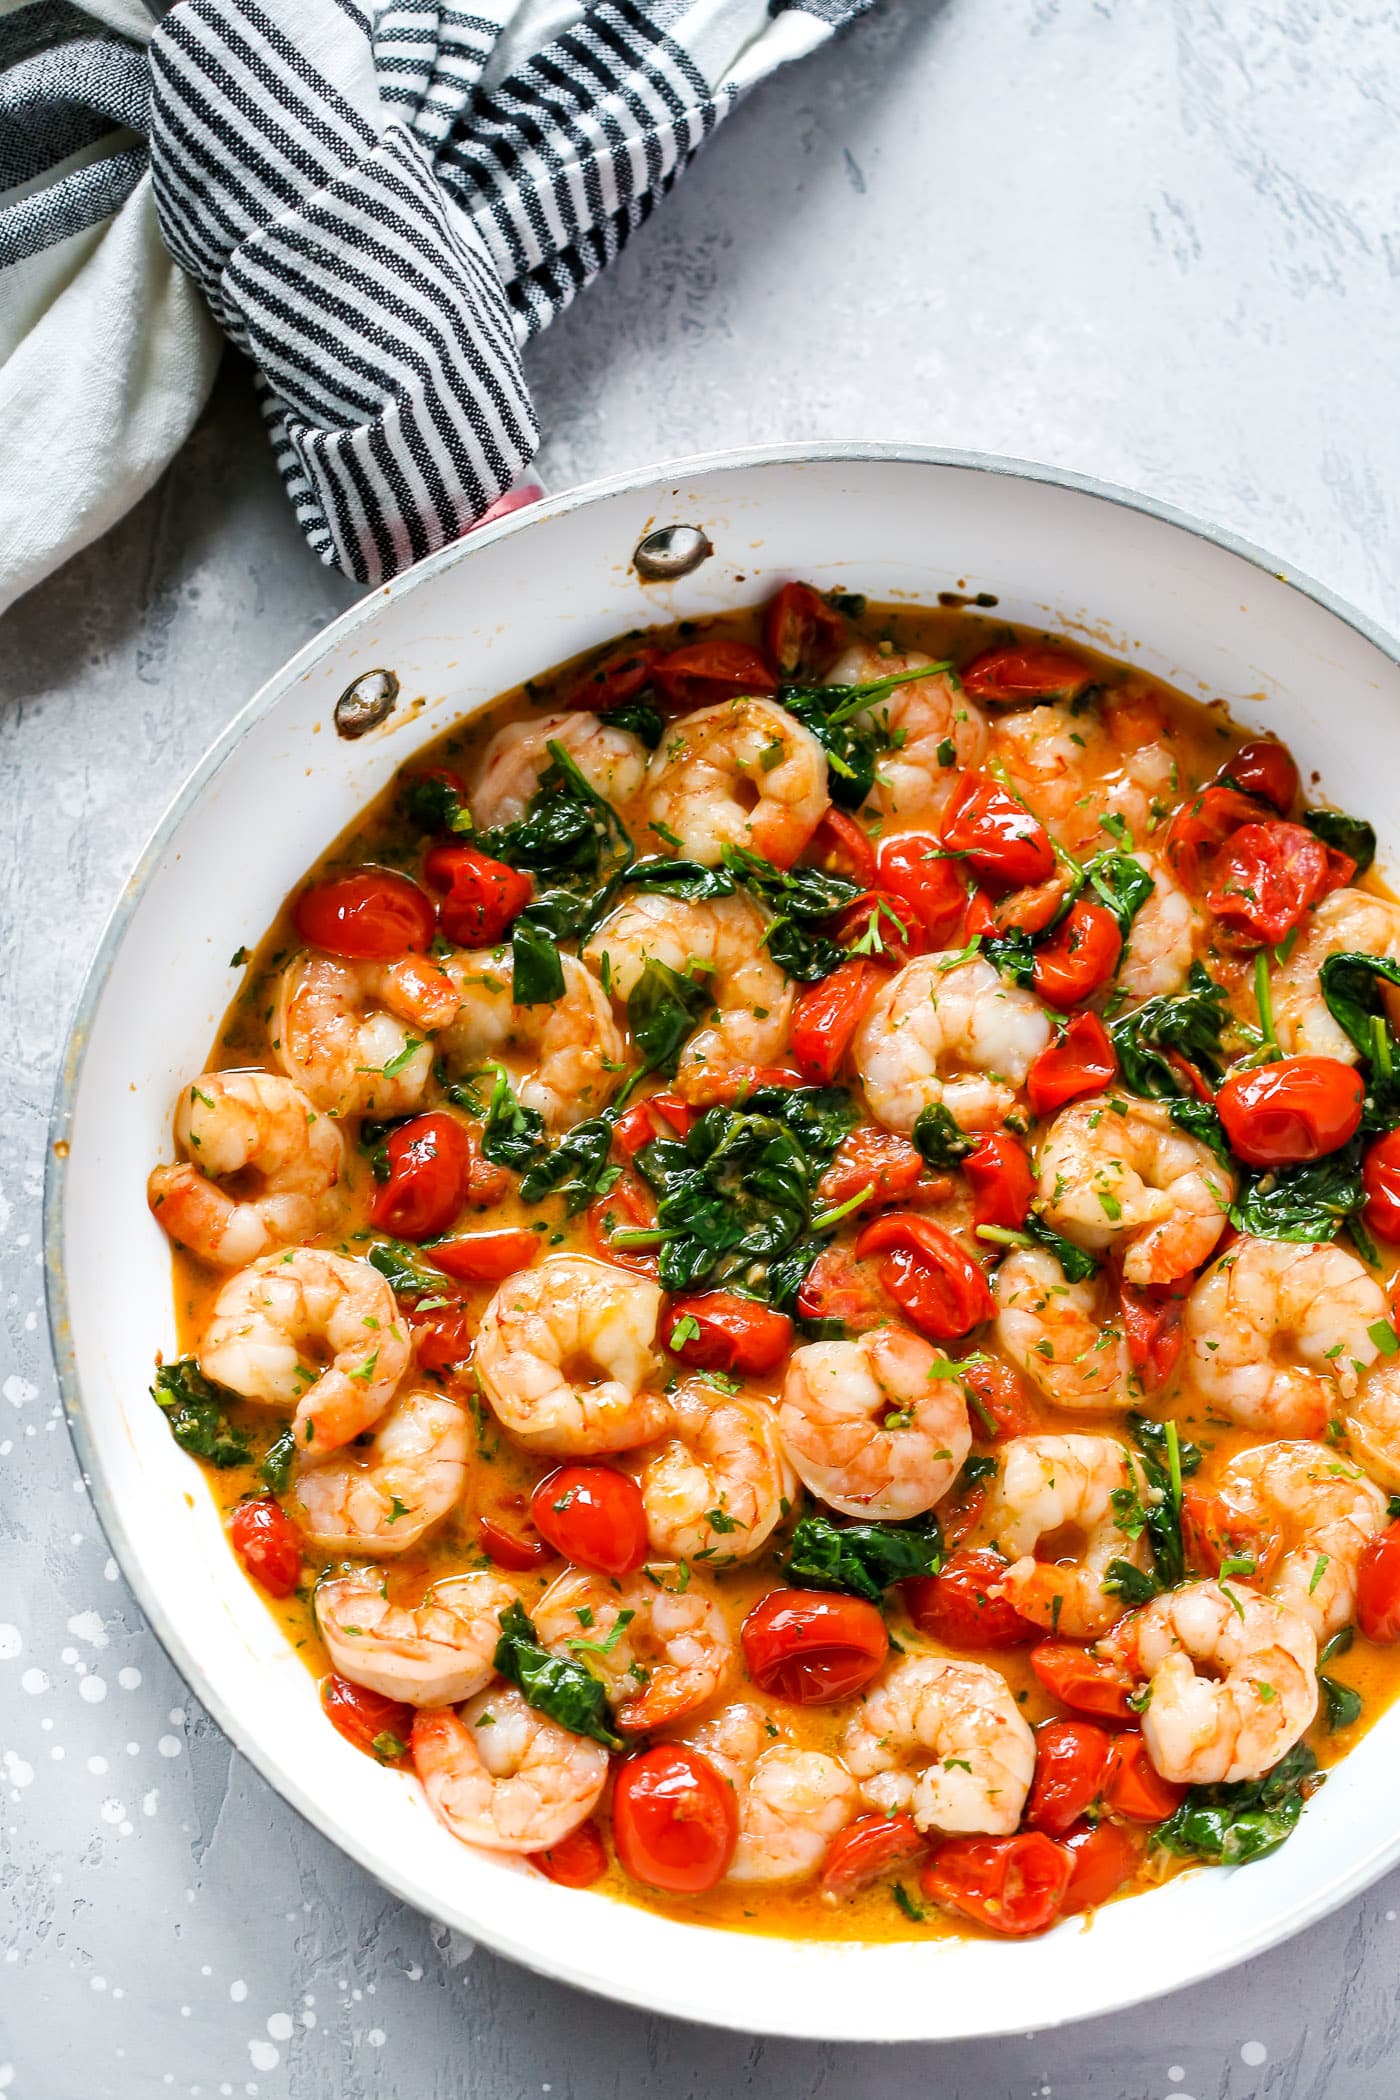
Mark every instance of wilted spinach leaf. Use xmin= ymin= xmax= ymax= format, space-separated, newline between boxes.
xmin=913 ymin=1102 xmax=977 ymax=1169
xmin=784 ymin=1513 xmax=944 ymax=1603
xmin=152 ymin=1360 xmax=250 ymax=1469
xmin=517 ymin=1115 xmax=618 ymax=1215
xmin=747 ymin=1084 xmax=860 ymax=1167
xmin=399 ymin=772 xmax=473 ymax=834
xmin=511 ymin=914 xmax=566 ymax=1005
xmin=479 ymin=740 xmax=632 ymax=891
xmin=1127 ymin=1413 xmax=1202 ymax=1590
xmin=1304 ymin=807 xmax=1375 ymax=877
xmin=779 ymin=660 xmax=946 ymax=812
xmin=1110 ymin=962 xmax=1231 ymax=1099
xmin=1085 ymin=850 xmax=1155 ymax=936
xmin=1024 ymin=1213 xmax=1100 ymax=1283
xmin=1152 ymin=1742 xmax=1319 ymax=1865
xmin=260 ymin=1425 xmax=297 ymax=1494
xmin=605 ymin=699 xmax=665 ymax=749
xmin=478 ymin=1065 xmax=547 ymax=1171
xmin=1231 ymin=1143 xmax=1365 ymax=1243
xmin=635 ymin=1108 xmax=812 ymax=1296
xmin=627 ymin=957 xmax=715 ymax=1079
xmin=628 ymin=857 xmax=736 ymax=901
xmin=492 ymin=1600 xmax=622 ymax=1750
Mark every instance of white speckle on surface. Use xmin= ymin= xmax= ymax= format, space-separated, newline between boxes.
xmin=87 ymin=1755 xmax=107 ymax=1775
xmin=1241 ymin=2043 xmax=1267 ymax=2068
xmin=169 ymin=1707 xmax=186 ymax=1725
xmin=102 ymin=1557 xmax=118 ymax=1581
xmin=66 ymin=1610 xmax=107 ymax=1648
xmin=118 ymin=1666 xmax=141 ymax=1690
xmin=3 ymin=1375 xmax=36 ymax=1408
xmin=229 ymin=1981 xmax=247 ymax=2003
xmin=0 ymin=1626 xmax=20 ymax=1662
xmin=0 ymin=2064 xmax=13 ymax=2090
xmin=3 ymin=1752 xmax=34 ymax=1789
xmin=59 ymin=1646 xmax=77 ymax=1665
xmin=78 ymin=1674 xmax=106 ymax=1703
xmin=1167 ymin=2073 xmax=1184 ymax=2085
xmin=367 ymin=2029 xmax=386 ymax=2047
xmin=158 ymin=1734 xmax=182 ymax=1757
xmin=20 ymin=1666 xmax=47 ymax=1694
xmin=300 ymin=2010 xmax=316 ymax=2030
xmin=99 ymin=1797 xmax=125 ymax=1825
xmin=247 ymin=2042 xmax=278 ymax=2074
xmin=266 ymin=2014 xmax=292 ymax=2042
xmin=91 ymin=1976 xmax=106 ymax=1993
xmin=142 ymin=1789 xmax=159 ymax=1816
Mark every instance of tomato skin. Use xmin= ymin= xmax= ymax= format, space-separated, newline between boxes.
xmin=1357 ymin=1521 xmax=1400 ymax=1643
xmin=587 ymin=1172 xmax=659 ymax=1277
xmin=855 ymin=1213 xmax=995 ymax=1342
xmin=1026 ymin=1011 xmax=1117 ymax=1117
xmin=1031 ymin=900 xmax=1122 ymax=1008
xmin=404 ymin=1294 xmax=473 ymax=1371
xmin=1216 ymin=1057 xmax=1364 ymax=1168
xmin=529 ymin=1465 xmax=649 ymax=1578
xmin=566 ymin=644 xmax=655 ymax=713
xmin=1030 ymin=1639 xmax=1137 ymax=1723
xmin=613 ymin=1094 xmax=694 ymax=1159
xmin=531 ymin=1819 xmax=609 ymax=1888
xmin=808 ymin=808 xmax=878 ymax=888
xmin=230 ymin=1496 xmax=302 ymax=1598
xmin=1362 ymin=1130 xmax=1400 ymax=1241
xmin=876 ymin=834 xmax=967 ymax=945
xmin=660 ymin=1290 xmax=794 ymax=1375
xmin=904 ymin=1547 xmax=1038 ymax=1650
xmin=941 ymin=773 xmax=1056 ymax=888
xmin=835 ymin=889 xmax=927 ymax=964
xmin=741 ymin=1589 xmax=889 ymax=1705
xmin=477 ymin=1512 xmax=555 ymax=1570
xmin=612 ymin=1745 xmax=738 ymax=1894
xmin=1222 ymin=739 xmax=1299 ymax=814
xmin=817 ymin=1126 xmax=951 ymax=1214
xmin=369 ymin=1113 xmax=475 ymax=1242
xmin=430 ymin=1228 xmax=542 ymax=1282
xmin=961 ymin=1355 xmax=1036 ymax=1442
xmin=961 ymin=644 xmax=1094 ymax=705
xmin=764 ymin=582 xmax=846 ymax=678
xmin=294 ymin=868 xmax=436 ymax=959
xmin=1119 ymin=1278 xmax=1187 ymax=1390
xmin=819 ymin=1812 xmax=925 ymax=1900
xmin=422 ymin=840 xmax=533 ymax=946
xmin=1059 ymin=1818 xmax=1143 ymax=1913
xmin=921 ymin=1832 xmax=1071 ymax=1936
xmin=1206 ymin=820 xmax=1350 ymax=944
xmin=320 ymin=1675 xmax=413 ymax=1761
xmin=795 ymin=1244 xmax=888 ymax=1332
xmin=1103 ymin=1730 xmax=1187 ymax=1822
xmin=1025 ymin=1719 xmax=1113 ymax=1839
xmin=962 ymin=1130 xmax=1033 ymax=1231
xmin=1166 ymin=783 xmax=1270 ymax=887
xmin=652 ymin=640 xmax=778 ymax=709
xmin=790 ymin=959 xmax=886 ymax=1085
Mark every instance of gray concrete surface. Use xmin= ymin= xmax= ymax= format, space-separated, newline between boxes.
xmin=5 ymin=1 xmax=1400 ymax=2093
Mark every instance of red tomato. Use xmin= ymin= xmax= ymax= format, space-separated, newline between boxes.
xmin=963 ymin=1130 xmax=1034 ymax=1231
xmin=764 ymin=582 xmax=847 ymax=678
xmin=961 ymin=1355 xmax=1037 ymax=1442
xmin=230 ymin=1496 xmax=302 ymax=1598
xmin=612 ymin=1745 xmax=738 ymax=1894
xmin=294 ymin=868 xmax=436 ymax=959
xmin=529 ymin=1465 xmax=648 ymax=1578
xmin=817 ymin=1126 xmax=951 ymax=1214
xmin=1216 ymin=1057 xmax=1364 ymax=1168
xmin=422 ymin=840 xmax=533 ymax=946
xmin=1362 ymin=1130 xmax=1400 ymax=1241
xmin=660 ymin=1291 xmax=794 ymax=1375
xmin=566 ymin=643 xmax=655 ymax=712
xmin=1166 ymin=783 xmax=1270 ymax=887
xmin=1060 ymin=1818 xmax=1143 ymax=1913
xmin=876 ymin=834 xmax=967 ymax=945
xmin=904 ymin=1547 xmax=1038 ymax=1650
xmin=652 ymin=639 xmax=778 ymax=709
xmin=477 ymin=1512 xmax=555 ymax=1571
xmin=1026 ymin=1011 xmax=1117 ymax=1117
xmin=531 ymin=1818 xmax=609 ymax=1888
xmin=921 ymin=1832 xmax=1071 ymax=1936
xmin=1357 ymin=1521 xmax=1400 ymax=1643
xmin=854 ymin=1213 xmax=995 ymax=1342
xmin=1032 ymin=899 xmax=1122 ymax=1008
xmin=819 ymin=1812 xmax=925 ymax=1901
xmin=430 ymin=1228 xmax=542 ymax=1282
xmin=984 ymin=871 xmax=1074 ymax=938
xmin=587 ymin=1172 xmax=659 ymax=1277
xmin=741 ymin=1590 xmax=889 ymax=1704
xmin=835 ymin=889 xmax=927 ymax=964
xmin=1221 ymin=738 xmax=1299 ymax=813
xmin=790 ymin=959 xmax=886 ymax=1085
xmin=1030 ymin=1639 xmax=1138 ymax=1723
xmin=672 ymin=1062 xmax=806 ymax=1108
xmin=1119 ymin=1279 xmax=1187 ymax=1390
xmin=1025 ymin=1719 xmax=1113 ymax=1838
xmin=940 ymin=773 xmax=1055 ymax=888
xmin=320 ymin=1676 xmax=413 ymax=1761
xmin=960 ymin=644 xmax=1094 ymax=705
xmin=369 ymin=1113 xmax=475 ymax=1242
xmin=404 ymin=1293 xmax=473 ymax=1371
xmin=795 ymin=1244 xmax=888 ymax=1332
xmin=1103 ymin=1731 xmax=1187 ymax=1822
xmin=1206 ymin=821 xmax=1348 ymax=945
xmin=807 ymin=808 xmax=877 ymax=888
xmin=612 ymin=1093 xmax=694 ymax=1159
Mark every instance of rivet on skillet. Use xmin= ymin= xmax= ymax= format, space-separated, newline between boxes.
xmin=633 ymin=524 xmax=714 ymax=581
xmin=334 ymin=668 xmax=400 ymax=738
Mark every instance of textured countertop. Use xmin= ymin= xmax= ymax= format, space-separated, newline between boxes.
xmin=5 ymin=2 xmax=1400 ymax=2094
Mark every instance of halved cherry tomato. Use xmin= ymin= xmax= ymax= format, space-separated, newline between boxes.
xmin=795 ymin=1244 xmax=888 ymax=1332
xmin=1220 ymin=738 xmax=1299 ymax=813
xmin=876 ymin=834 xmax=967 ymax=945
xmin=941 ymin=773 xmax=1055 ymax=888
xmin=764 ymin=581 xmax=846 ymax=678
xmin=294 ymin=868 xmax=436 ymax=958
xmin=1216 ymin=1056 xmax=1364 ymax=1168
xmin=741 ymin=1589 xmax=889 ymax=1704
xmin=1206 ymin=821 xmax=1349 ymax=945
xmin=921 ymin=1832 xmax=1071 ymax=1936
xmin=790 ymin=959 xmax=886 ymax=1085
xmin=1166 ymin=783 xmax=1270 ymax=887
xmin=1179 ymin=1486 xmax=1279 ymax=1585
xmin=986 ymin=870 xmax=1075 ymax=938
xmin=817 ymin=1126 xmax=951 ymax=1214
xmin=320 ymin=1675 xmax=413 ymax=1761
xmin=1025 ymin=1719 xmax=1113 ymax=1838
xmin=1119 ymin=1278 xmax=1187 ymax=1390
xmin=477 ymin=1511 xmax=555 ymax=1571
xmin=818 ymin=1812 xmax=925 ymax=1901
xmin=855 ymin=1212 xmax=995 ymax=1341
xmin=531 ymin=1819 xmax=609 ymax=1888
xmin=430 ymin=1227 xmax=543 ymax=1282
xmin=961 ymin=1355 xmax=1036 ymax=1442
xmin=1357 ymin=1521 xmax=1400 ymax=1644
xmin=404 ymin=1294 xmax=473 ymax=1371
xmin=652 ymin=640 xmax=778 ymax=709
xmin=1030 ymin=1639 xmax=1137 ymax=1723
xmin=1060 ymin=1818 xmax=1143 ymax=1913
xmin=529 ymin=1465 xmax=648 ymax=1578
xmin=612 ymin=1745 xmax=738 ymax=1894
xmin=566 ymin=643 xmax=656 ymax=712
xmin=1103 ymin=1730 xmax=1187 ymax=1822
xmin=904 ymin=1547 xmax=1038 ymax=1650
xmin=963 ymin=1130 xmax=1033 ymax=1231
xmin=960 ymin=644 xmax=1094 ymax=705
xmin=1031 ymin=899 xmax=1122 ymax=1008
xmin=1026 ymin=1011 xmax=1117 ymax=1117
xmin=613 ymin=1093 xmax=694 ymax=1159
xmin=660 ymin=1291 xmax=794 ymax=1375
xmin=808 ymin=808 xmax=877 ymax=888
xmin=835 ymin=889 xmax=926 ymax=963
xmin=1362 ymin=1129 xmax=1400 ymax=1241
xmin=423 ymin=839 xmax=533 ymax=946
xmin=230 ymin=1496 xmax=302 ymax=1598
xmin=587 ymin=1172 xmax=659 ymax=1276
xmin=369 ymin=1113 xmax=475 ymax=1241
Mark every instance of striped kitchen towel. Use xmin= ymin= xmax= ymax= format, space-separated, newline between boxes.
xmin=0 ymin=0 xmax=876 ymax=610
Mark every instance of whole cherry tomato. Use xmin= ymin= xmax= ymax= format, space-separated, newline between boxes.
xmin=1031 ymin=899 xmax=1122 ymax=1008
xmin=962 ymin=1130 xmax=1034 ymax=1231
xmin=789 ymin=958 xmax=886 ymax=1085
xmin=1030 ymin=1639 xmax=1137 ymax=1723
xmin=612 ymin=1745 xmax=738 ymax=1894
xmin=430 ymin=1227 xmax=543 ymax=1282
xmin=422 ymin=840 xmax=533 ymax=946
xmin=817 ymin=1126 xmax=950 ymax=1214
xmin=904 ymin=1546 xmax=1038 ymax=1650
xmin=854 ymin=1212 xmax=995 ymax=1341
xmin=1026 ymin=1011 xmax=1117 ymax=1117
xmin=230 ymin=1496 xmax=302 ymax=1598
xmin=477 ymin=1512 xmax=555 ymax=1571
xmin=1357 ymin=1521 xmax=1400 ymax=1643
xmin=1059 ymin=1818 xmax=1143 ymax=1913
xmin=565 ymin=643 xmax=655 ymax=712
xmin=1220 ymin=738 xmax=1299 ymax=813
xmin=320 ymin=1675 xmax=413 ymax=1761
xmin=294 ymin=868 xmax=436 ymax=958
xmin=940 ymin=773 xmax=1056 ymax=888
xmin=1025 ymin=1719 xmax=1113 ymax=1838
xmin=960 ymin=1355 xmax=1036 ymax=1442
xmin=660 ymin=1291 xmax=794 ymax=1375
xmin=808 ymin=808 xmax=878 ymax=888
xmin=1206 ymin=821 xmax=1349 ymax=945
xmin=1362 ymin=1129 xmax=1400 ymax=1241
xmin=1166 ymin=783 xmax=1270 ymax=887
xmin=876 ymin=834 xmax=967 ymax=945
xmin=369 ymin=1112 xmax=475 ymax=1241
xmin=835 ymin=889 xmax=926 ymax=964
xmin=1119 ymin=1278 xmax=1187 ymax=1390
xmin=612 ymin=1093 xmax=694 ymax=1158
xmin=531 ymin=1819 xmax=609 ymax=1888
xmin=818 ymin=1812 xmax=925 ymax=1901
xmin=652 ymin=639 xmax=778 ymax=709
xmin=1216 ymin=1057 xmax=1364 ymax=1168
xmin=1102 ymin=1730 xmax=1187 ymax=1822
xmin=795 ymin=1244 xmax=888 ymax=1332
xmin=960 ymin=644 xmax=1094 ymax=705
xmin=921 ymin=1832 xmax=1071 ymax=1937
xmin=741 ymin=1589 xmax=889 ymax=1704
xmin=764 ymin=581 xmax=847 ymax=678
xmin=529 ymin=1465 xmax=649 ymax=1578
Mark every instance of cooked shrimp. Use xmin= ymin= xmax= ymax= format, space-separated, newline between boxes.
xmin=533 ymin=1564 xmax=733 ymax=1731
xmin=643 ymin=698 xmax=829 ymax=868
xmin=1272 ymin=887 xmax=1400 ymax=1061
xmin=148 ymin=1070 xmax=343 ymax=1268
xmin=979 ymin=1434 xmax=1155 ymax=1638
xmin=412 ymin=1686 xmax=609 ymax=1853
xmin=637 ymin=1380 xmax=796 ymax=1563
xmin=199 ymin=1249 xmax=409 ymax=1452
xmin=438 ymin=951 xmax=624 ymax=1129
xmin=1212 ymin=1440 xmax=1387 ymax=1641
xmin=778 ymin=1327 xmax=971 ymax=1521
xmin=854 ymin=952 xmax=1053 ymax=1135
xmin=1346 ymin=1360 xmax=1400 ymax=1492
xmin=291 ymin=1389 xmax=469 ymax=1552
xmin=993 ymin=697 xmax=1175 ymax=856
xmin=825 ymin=644 xmax=987 ymax=825
xmin=583 ymin=888 xmax=793 ymax=1073
xmin=474 ymin=1255 xmax=670 ymax=1455
xmin=275 ymin=952 xmax=443 ymax=1117
xmin=689 ymin=1703 xmax=859 ymax=1884
xmin=1114 ymin=1579 xmax=1317 ymax=1785
xmin=470 ymin=709 xmax=647 ymax=829
xmin=314 ymin=1568 xmax=516 ymax=1705
xmin=1036 ymin=1095 xmax=1233 ymax=1285
xmin=994 ymin=1245 xmax=1131 ymax=1411
xmin=1117 ymin=853 xmax=1200 ymax=1001
xmin=841 ymin=1653 xmax=1036 ymax=1835
xmin=1184 ymin=1237 xmax=1388 ymax=1436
